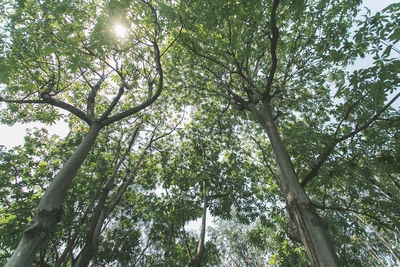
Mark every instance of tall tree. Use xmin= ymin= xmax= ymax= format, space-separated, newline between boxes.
xmin=0 ymin=0 xmax=171 ymax=265
xmin=1 ymin=0 xmax=399 ymax=266
xmin=171 ymin=0 xmax=400 ymax=265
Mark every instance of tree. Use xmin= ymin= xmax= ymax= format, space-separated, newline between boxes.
xmin=0 ymin=129 xmax=62 ymax=265
xmin=209 ymin=217 xmax=310 ymax=267
xmin=170 ymin=0 xmax=400 ymax=265
xmin=0 ymin=0 xmax=170 ymax=265
xmin=1 ymin=0 xmax=400 ymax=266
xmin=133 ymin=102 xmax=269 ymax=266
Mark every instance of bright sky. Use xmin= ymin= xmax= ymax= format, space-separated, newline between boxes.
xmin=0 ymin=0 xmax=398 ymax=149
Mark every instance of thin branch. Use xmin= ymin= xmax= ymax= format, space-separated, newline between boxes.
xmin=180 ymin=208 xmax=193 ymax=261
xmin=86 ymin=76 xmax=105 ymax=118
xmin=301 ymin=90 xmax=400 ymax=187
xmin=333 ymin=93 xmax=369 ymax=138
xmin=106 ymin=125 xmax=161 ymax=215
xmin=263 ymin=0 xmax=279 ymax=100
xmin=99 ymin=80 xmax=125 ymax=120
xmin=312 ymin=202 xmax=396 ymax=232
xmin=55 ymin=181 xmax=105 ymax=266
xmin=354 ymin=236 xmax=388 ymax=267
xmin=387 ymin=172 xmax=400 ymax=191
xmin=0 ymin=97 xmax=44 ymax=105
xmin=134 ymin=239 xmax=153 ymax=265
xmin=250 ymin=136 xmax=278 ymax=180
xmin=160 ymin=19 xmax=183 ymax=58
xmin=354 ymin=213 xmax=400 ymax=263
xmin=208 ymin=190 xmax=233 ymax=199
xmin=182 ymin=39 xmax=232 ymax=72
xmin=1 ymin=94 xmax=92 ymax=125
xmin=141 ymin=0 xmax=161 ymax=38
xmin=100 ymin=40 xmax=163 ymax=126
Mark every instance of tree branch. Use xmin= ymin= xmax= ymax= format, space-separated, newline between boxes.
xmin=40 ymin=93 xmax=93 ymax=125
xmin=181 ymin=39 xmax=232 ymax=73
xmin=263 ymin=0 xmax=279 ymax=100
xmin=1 ymin=94 xmax=92 ymax=125
xmin=101 ymin=4 xmax=164 ymax=126
xmin=333 ymin=93 xmax=369 ymax=138
xmin=250 ymin=135 xmax=279 ymax=180
xmin=312 ymin=202 xmax=396 ymax=232
xmin=99 ymin=80 xmax=125 ymax=121
xmin=301 ymin=90 xmax=400 ymax=187
xmin=86 ymin=76 xmax=105 ymax=119
xmin=0 ymin=97 xmax=44 ymax=105
xmin=100 ymin=39 xmax=163 ymax=126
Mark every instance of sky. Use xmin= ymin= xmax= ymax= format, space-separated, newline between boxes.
xmin=0 ymin=0 xmax=398 ymax=149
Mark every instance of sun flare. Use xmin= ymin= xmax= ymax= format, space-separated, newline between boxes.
xmin=113 ymin=23 xmax=128 ymax=39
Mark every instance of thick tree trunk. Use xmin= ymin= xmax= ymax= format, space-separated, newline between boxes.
xmin=251 ymin=101 xmax=340 ymax=267
xmin=6 ymin=124 xmax=103 ymax=267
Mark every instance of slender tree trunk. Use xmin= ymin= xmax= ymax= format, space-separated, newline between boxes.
xmin=189 ymin=177 xmax=208 ymax=267
xmin=74 ymin=208 xmax=107 ymax=267
xmin=250 ymin=101 xmax=340 ymax=267
xmin=162 ymin=223 xmax=175 ymax=267
xmin=6 ymin=123 xmax=103 ymax=267
xmin=74 ymin=127 xmax=150 ymax=266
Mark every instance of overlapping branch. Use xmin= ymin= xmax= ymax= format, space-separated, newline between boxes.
xmin=301 ymin=90 xmax=400 ymax=187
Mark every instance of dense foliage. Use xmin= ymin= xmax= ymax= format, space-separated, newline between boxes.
xmin=1 ymin=0 xmax=399 ymax=266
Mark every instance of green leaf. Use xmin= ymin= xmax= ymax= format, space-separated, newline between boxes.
xmin=389 ymin=26 xmax=400 ymax=42
xmin=0 ymin=57 xmax=10 ymax=84
xmin=382 ymin=45 xmax=392 ymax=57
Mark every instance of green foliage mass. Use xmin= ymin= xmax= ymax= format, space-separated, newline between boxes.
xmin=0 ymin=0 xmax=400 ymax=266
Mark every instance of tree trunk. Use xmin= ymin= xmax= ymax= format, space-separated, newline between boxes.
xmin=162 ymin=223 xmax=175 ymax=267
xmin=74 ymin=208 xmax=107 ymax=267
xmin=250 ymin=101 xmax=340 ymax=267
xmin=189 ymin=176 xmax=208 ymax=267
xmin=73 ymin=140 xmax=148 ymax=266
xmin=6 ymin=123 xmax=103 ymax=267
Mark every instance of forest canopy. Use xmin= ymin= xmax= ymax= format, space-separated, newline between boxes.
xmin=0 ymin=0 xmax=399 ymax=266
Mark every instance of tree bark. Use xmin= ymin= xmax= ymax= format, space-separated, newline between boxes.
xmin=162 ymin=223 xmax=175 ymax=267
xmin=73 ymin=208 xmax=107 ymax=267
xmin=189 ymin=176 xmax=208 ymax=267
xmin=250 ymin=101 xmax=340 ymax=267
xmin=6 ymin=123 xmax=103 ymax=267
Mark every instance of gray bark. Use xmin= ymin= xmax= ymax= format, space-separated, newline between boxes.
xmin=73 ymin=209 xmax=107 ymax=267
xmin=250 ymin=101 xmax=340 ymax=267
xmin=6 ymin=123 xmax=103 ymax=267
